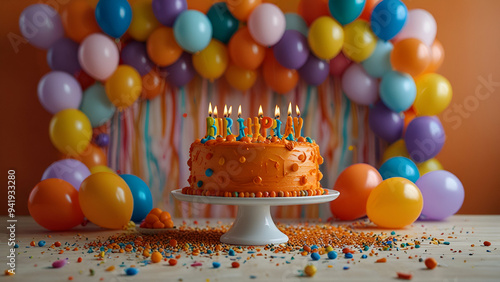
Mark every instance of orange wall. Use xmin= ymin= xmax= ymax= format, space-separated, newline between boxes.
xmin=1 ymin=0 xmax=500 ymax=215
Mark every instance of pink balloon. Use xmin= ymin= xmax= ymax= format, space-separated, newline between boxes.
xmin=330 ymin=52 xmax=352 ymax=76
xmin=78 ymin=33 xmax=119 ymax=81
xmin=342 ymin=64 xmax=379 ymax=106
xmin=393 ymin=9 xmax=436 ymax=46
xmin=248 ymin=3 xmax=286 ymax=46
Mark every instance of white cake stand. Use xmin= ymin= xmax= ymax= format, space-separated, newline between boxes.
xmin=171 ymin=189 xmax=339 ymax=246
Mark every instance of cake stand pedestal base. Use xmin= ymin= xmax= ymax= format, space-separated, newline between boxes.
xmin=171 ymin=189 xmax=340 ymax=246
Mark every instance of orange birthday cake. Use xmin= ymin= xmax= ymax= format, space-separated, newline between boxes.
xmin=181 ymin=103 xmax=326 ymax=197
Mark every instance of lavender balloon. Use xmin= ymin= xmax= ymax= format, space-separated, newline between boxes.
xmin=405 ymin=116 xmax=445 ymax=163
xmin=273 ymin=30 xmax=309 ymax=69
xmin=161 ymin=52 xmax=196 ymax=87
xmin=152 ymin=0 xmax=187 ymax=27
xmin=416 ymin=170 xmax=464 ymax=220
xmin=342 ymin=63 xmax=379 ymax=106
xmin=47 ymin=38 xmax=81 ymax=75
xmin=95 ymin=133 xmax=110 ymax=147
xmin=37 ymin=71 xmax=82 ymax=114
xmin=42 ymin=159 xmax=91 ymax=191
xmin=19 ymin=4 xmax=64 ymax=49
xmin=298 ymin=54 xmax=329 ymax=86
xmin=369 ymin=101 xmax=404 ymax=143
xmin=121 ymin=41 xmax=154 ymax=76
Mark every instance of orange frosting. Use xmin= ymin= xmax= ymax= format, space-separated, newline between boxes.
xmin=182 ymin=138 xmax=325 ymax=197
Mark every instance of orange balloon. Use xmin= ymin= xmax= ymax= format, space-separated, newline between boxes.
xmin=298 ymin=0 xmax=330 ymax=25
xmin=391 ymin=38 xmax=431 ymax=77
xmin=262 ymin=49 xmax=299 ymax=94
xmin=330 ymin=163 xmax=383 ymax=220
xmin=229 ymin=27 xmax=266 ymax=70
xmin=188 ymin=0 xmax=220 ymax=14
xmin=61 ymin=0 xmax=101 ymax=43
xmin=425 ymin=39 xmax=445 ymax=73
xmin=28 ymin=179 xmax=84 ymax=231
xmin=225 ymin=63 xmax=258 ymax=91
xmin=70 ymin=143 xmax=107 ymax=169
xmin=142 ymin=69 xmax=165 ymax=99
xmin=359 ymin=0 xmax=381 ymax=21
xmin=226 ymin=0 xmax=262 ymax=21
xmin=403 ymin=106 xmax=417 ymax=135
xmin=147 ymin=27 xmax=183 ymax=67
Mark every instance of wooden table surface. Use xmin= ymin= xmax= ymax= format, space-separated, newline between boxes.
xmin=2 ymin=215 xmax=499 ymax=281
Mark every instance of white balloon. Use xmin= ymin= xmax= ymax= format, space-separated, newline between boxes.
xmin=393 ymin=9 xmax=437 ymax=46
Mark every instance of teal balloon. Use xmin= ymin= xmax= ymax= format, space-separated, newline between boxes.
xmin=380 ymin=71 xmax=416 ymax=112
xmin=285 ymin=13 xmax=308 ymax=37
xmin=329 ymin=0 xmax=366 ymax=25
xmin=95 ymin=0 xmax=132 ymax=38
xmin=120 ymin=174 xmax=153 ymax=223
xmin=174 ymin=10 xmax=213 ymax=53
xmin=207 ymin=3 xmax=238 ymax=44
xmin=362 ymin=40 xmax=393 ymax=78
xmin=379 ymin=157 xmax=420 ymax=183
xmin=79 ymin=83 xmax=116 ymax=128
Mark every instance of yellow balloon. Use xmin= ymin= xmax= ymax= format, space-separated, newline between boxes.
xmin=382 ymin=139 xmax=409 ymax=163
xmin=308 ymin=16 xmax=344 ymax=60
xmin=224 ymin=63 xmax=258 ymax=91
xmin=128 ymin=0 xmax=159 ymax=41
xmin=343 ymin=20 xmax=377 ymax=62
xmin=417 ymin=158 xmax=443 ymax=175
xmin=49 ymin=109 xmax=92 ymax=157
xmin=79 ymin=172 xmax=134 ymax=229
xmin=105 ymin=65 xmax=142 ymax=109
xmin=414 ymin=73 xmax=453 ymax=116
xmin=193 ymin=39 xmax=229 ymax=81
xmin=366 ymin=177 xmax=423 ymax=229
xmin=90 ymin=165 xmax=115 ymax=174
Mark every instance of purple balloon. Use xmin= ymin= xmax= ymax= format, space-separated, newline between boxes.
xmin=369 ymin=101 xmax=404 ymax=143
xmin=404 ymin=116 xmax=445 ymax=163
xmin=121 ymin=41 xmax=154 ymax=76
xmin=152 ymin=0 xmax=187 ymax=27
xmin=95 ymin=133 xmax=110 ymax=147
xmin=161 ymin=52 xmax=196 ymax=87
xmin=47 ymin=38 xmax=81 ymax=75
xmin=37 ymin=71 xmax=82 ymax=114
xmin=42 ymin=159 xmax=91 ymax=191
xmin=342 ymin=63 xmax=379 ymax=106
xmin=19 ymin=4 xmax=64 ymax=49
xmin=416 ymin=170 xmax=464 ymax=220
xmin=273 ymin=30 xmax=309 ymax=69
xmin=298 ymin=54 xmax=329 ymax=86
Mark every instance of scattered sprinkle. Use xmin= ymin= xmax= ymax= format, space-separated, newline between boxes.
xmin=52 ymin=260 xmax=67 ymax=268
xmin=397 ymin=272 xmax=413 ymax=280
xmin=425 ymin=258 xmax=437 ymax=269
xmin=304 ymin=265 xmax=317 ymax=277
xmin=125 ymin=267 xmax=139 ymax=276
xmin=212 ymin=262 xmax=221 ymax=268
xmin=231 ymin=262 xmax=240 ymax=268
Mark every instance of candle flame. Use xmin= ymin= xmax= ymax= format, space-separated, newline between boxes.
xmin=229 ymin=106 xmax=232 ymax=117
xmin=275 ymin=105 xmax=280 ymax=118
xmin=296 ymin=105 xmax=301 ymax=116
xmin=214 ymin=106 xmax=218 ymax=118
xmin=223 ymin=104 xmax=228 ymax=117
xmin=208 ymin=102 xmax=212 ymax=117
xmin=258 ymin=105 xmax=263 ymax=118
xmin=238 ymin=105 xmax=242 ymax=118
xmin=287 ymin=102 xmax=292 ymax=116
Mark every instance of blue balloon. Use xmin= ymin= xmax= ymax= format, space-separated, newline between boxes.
xmin=120 ymin=174 xmax=153 ymax=223
xmin=174 ymin=10 xmax=213 ymax=53
xmin=207 ymin=3 xmax=239 ymax=44
xmin=95 ymin=0 xmax=132 ymax=38
xmin=329 ymin=0 xmax=366 ymax=25
xmin=285 ymin=13 xmax=308 ymax=37
xmin=79 ymin=83 xmax=116 ymax=128
xmin=380 ymin=71 xmax=416 ymax=112
xmin=362 ymin=40 xmax=393 ymax=78
xmin=379 ymin=156 xmax=420 ymax=183
xmin=370 ymin=0 xmax=407 ymax=40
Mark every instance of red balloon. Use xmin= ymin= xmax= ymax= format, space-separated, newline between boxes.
xmin=330 ymin=163 xmax=383 ymax=220
xmin=359 ymin=0 xmax=382 ymax=21
xmin=28 ymin=179 xmax=84 ymax=231
xmin=298 ymin=0 xmax=330 ymax=26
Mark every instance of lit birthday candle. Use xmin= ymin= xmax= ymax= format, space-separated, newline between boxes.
xmin=253 ymin=108 xmax=261 ymax=140
xmin=294 ymin=105 xmax=303 ymax=139
xmin=227 ymin=105 xmax=233 ymax=136
xmin=222 ymin=105 xmax=228 ymax=138
xmin=285 ymin=102 xmax=294 ymax=141
xmin=213 ymin=106 xmax=221 ymax=137
xmin=273 ymin=105 xmax=282 ymax=139
xmin=259 ymin=105 xmax=273 ymax=138
xmin=201 ymin=103 xmax=216 ymax=143
xmin=236 ymin=105 xmax=246 ymax=141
